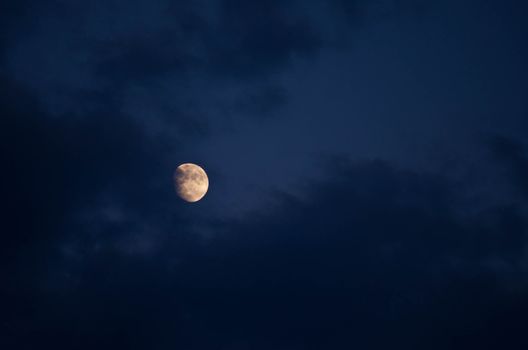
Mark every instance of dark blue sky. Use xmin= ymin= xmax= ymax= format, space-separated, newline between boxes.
xmin=1 ymin=1 xmax=528 ymax=349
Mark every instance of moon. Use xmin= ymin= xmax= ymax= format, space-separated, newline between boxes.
xmin=174 ymin=163 xmax=209 ymax=202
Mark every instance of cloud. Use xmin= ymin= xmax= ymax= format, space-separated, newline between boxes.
xmin=169 ymin=158 xmax=527 ymax=349
xmin=0 ymin=73 xmax=173 ymax=280
xmin=3 ymin=149 xmax=527 ymax=348
xmin=2 ymin=1 xmax=526 ymax=349
xmin=3 ymin=0 xmax=425 ymax=123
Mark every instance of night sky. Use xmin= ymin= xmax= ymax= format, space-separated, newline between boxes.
xmin=2 ymin=1 xmax=528 ymax=349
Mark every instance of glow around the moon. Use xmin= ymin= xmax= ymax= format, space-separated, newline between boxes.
xmin=174 ymin=163 xmax=209 ymax=202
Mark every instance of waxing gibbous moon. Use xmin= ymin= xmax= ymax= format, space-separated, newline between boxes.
xmin=174 ymin=163 xmax=209 ymax=203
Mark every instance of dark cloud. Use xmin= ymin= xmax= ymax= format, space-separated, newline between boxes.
xmin=204 ymin=0 xmax=322 ymax=78
xmin=2 ymin=0 xmax=424 ymax=122
xmin=0 ymin=72 xmax=190 ymax=347
xmin=3 ymin=146 xmax=527 ymax=348
xmin=0 ymin=72 xmax=172 ymax=291
xmin=2 ymin=1 xmax=527 ymax=349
